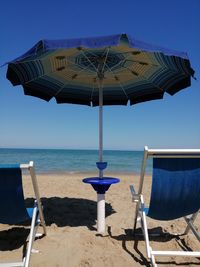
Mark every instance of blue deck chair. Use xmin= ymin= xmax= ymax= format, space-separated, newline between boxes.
xmin=130 ymin=146 xmax=200 ymax=267
xmin=0 ymin=161 xmax=46 ymax=267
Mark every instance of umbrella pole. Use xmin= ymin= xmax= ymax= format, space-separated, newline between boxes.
xmin=97 ymin=78 xmax=105 ymax=233
xmin=97 ymin=193 xmax=105 ymax=233
xmin=99 ymin=78 xmax=103 ymax=178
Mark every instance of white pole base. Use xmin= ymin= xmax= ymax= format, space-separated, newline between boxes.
xmin=97 ymin=193 xmax=105 ymax=234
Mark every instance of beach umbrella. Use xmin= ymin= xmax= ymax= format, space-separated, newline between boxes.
xmin=6 ymin=34 xmax=194 ymax=233
xmin=6 ymin=34 xmax=195 ymax=173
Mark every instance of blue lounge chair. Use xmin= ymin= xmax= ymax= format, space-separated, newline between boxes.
xmin=0 ymin=161 xmax=46 ymax=267
xmin=130 ymin=146 xmax=200 ymax=266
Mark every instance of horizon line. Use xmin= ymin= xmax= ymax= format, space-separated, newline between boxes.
xmin=0 ymin=146 xmax=143 ymax=152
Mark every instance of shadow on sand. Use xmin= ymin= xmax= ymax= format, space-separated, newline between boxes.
xmin=0 ymin=196 xmax=115 ymax=251
xmin=32 ymin=196 xmax=115 ymax=228
xmin=0 ymin=227 xmax=29 ymax=251
xmin=108 ymin=226 xmax=200 ymax=266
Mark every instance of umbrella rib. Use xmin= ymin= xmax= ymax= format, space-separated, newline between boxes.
xmin=105 ymin=61 xmax=167 ymax=98
xmin=66 ymin=60 xmax=97 ymax=76
xmin=12 ymin=57 xmax=96 ymax=86
xmin=80 ymin=50 xmax=98 ymax=72
xmin=100 ymin=47 xmax=110 ymax=74
xmin=113 ymin=51 xmax=193 ymax=77
xmin=16 ymin=66 xmax=63 ymax=85
xmin=107 ymin=53 xmax=158 ymax=73
xmin=105 ymin=49 xmax=160 ymax=67
xmin=10 ymin=49 xmax=99 ymax=85
xmin=66 ymin=58 xmax=100 ymax=76
xmin=105 ymin=49 xmax=184 ymax=93
xmin=53 ymin=64 xmax=96 ymax=97
xmin=79 ymin=47 xmax=113 ymax=77
xmin=104 ymin=62 xmax=129 ymax=99
xmin=106 ymin=53 xmax=132 ymax=72
xmin=79 ymin=48 xmax=108 ymax=102
xmin=81 ymin=47 xmax=108 ymax=58
xmin=117 ymin=64 xmax=166 ymax=92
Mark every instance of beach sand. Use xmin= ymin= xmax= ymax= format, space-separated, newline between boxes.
xmin=0 ymin=172 xmax=200 ymax=267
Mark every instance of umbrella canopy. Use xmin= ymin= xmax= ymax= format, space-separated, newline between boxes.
xmin=6 ymin=33 xmax=195 ymax=176
xmin=7 ymin=33 xmax=194 ymax=105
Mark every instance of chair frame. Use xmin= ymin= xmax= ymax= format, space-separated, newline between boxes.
xmin=0 ymin=161 xmax=46 ymax=267
xmin=130 ymin=146 xmax=200 ymax=267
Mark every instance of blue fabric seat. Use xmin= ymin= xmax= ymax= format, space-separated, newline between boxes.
xmin=147 ymin=158 xmax=200 ymax=220
xmin=0 ymin=165 xmax=32 ymax=224
xmin=0 ymin=162 xmax=46 ymax=267
xmin=130 ymin=147 xmax=200 ymax=266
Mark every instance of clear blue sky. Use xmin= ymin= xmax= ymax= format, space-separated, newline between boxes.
xmin=0 ymin=0 xmax=199 ymax=150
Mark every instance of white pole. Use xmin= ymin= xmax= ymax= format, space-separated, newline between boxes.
xmin=97 ymin=193 xmax=105 ymax=233
xmin=97 ymin=76 xmax=105 ymax=233
xmin=29 ymin=162 xmax=47 ymax=235
xmin=99 ymin=78 xmax=103 ymax=178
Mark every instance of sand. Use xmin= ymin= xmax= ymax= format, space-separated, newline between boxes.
xmin=0 ymin=171 xmax=200 ymax=267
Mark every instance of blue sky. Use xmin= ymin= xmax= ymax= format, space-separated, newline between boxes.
xmin=0 ymin=0 xmax=199 ymax=150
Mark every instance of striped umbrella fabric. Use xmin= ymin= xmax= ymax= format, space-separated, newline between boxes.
xmin=6 ymin=33 xmax=194 ymax=107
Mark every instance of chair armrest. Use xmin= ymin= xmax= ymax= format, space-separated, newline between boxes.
xmin=130 ymin=185 xmax=140 ymax=202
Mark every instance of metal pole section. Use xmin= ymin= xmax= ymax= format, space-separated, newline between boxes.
xmin=133 ymin=146 xmax=148 ymax=233
xmin=97 ymin=193 xmax=105 ymax=233
xmin=99 ymin=78 xmax=103 ymax=178
xmin=29 ymin=161 xmax=47 ymax=236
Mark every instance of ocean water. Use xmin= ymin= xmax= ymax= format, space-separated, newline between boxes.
xmin=0 ymin=148 xmax=152 ymax=174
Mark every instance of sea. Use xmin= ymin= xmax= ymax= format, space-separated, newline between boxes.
xmin=0 ymin=148 xmax=152 ymax=174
